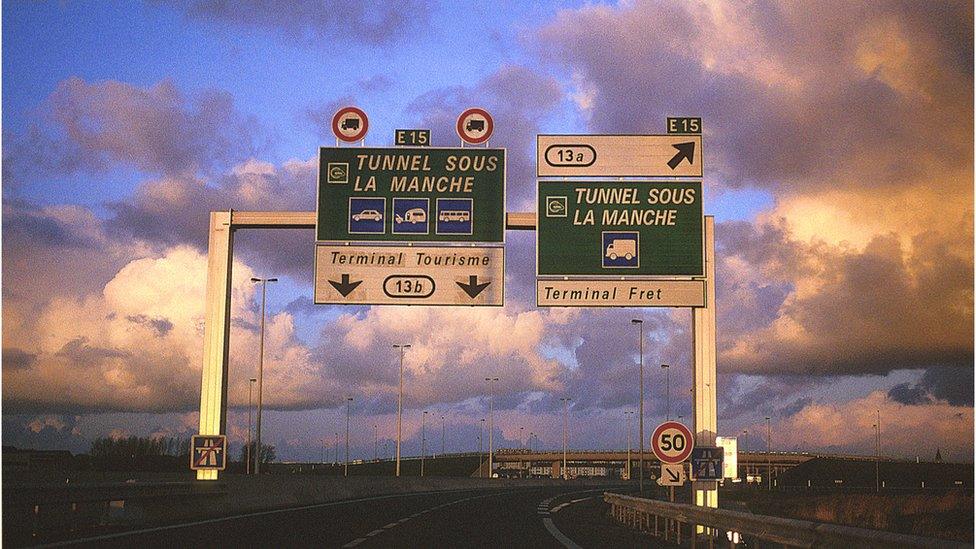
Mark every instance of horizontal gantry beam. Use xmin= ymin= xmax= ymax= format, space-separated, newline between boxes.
xmin=227 ymin=211 xmax=537 ymax=230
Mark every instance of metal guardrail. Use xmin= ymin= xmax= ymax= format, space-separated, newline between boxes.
xmin=3 ymin=481 xmax=226 ymax=546
xmin=603 ymin=492 xmax=967 ymax=549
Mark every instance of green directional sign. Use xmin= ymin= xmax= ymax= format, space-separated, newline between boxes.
xmin=537 ymin=181 xmax=703 ymax=277
xmin=317 ymin=147 xmax=505 ymax=242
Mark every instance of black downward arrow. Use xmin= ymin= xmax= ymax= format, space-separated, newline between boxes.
xmin=667 ymin=141 xmax=695 ymax=169
xmin=667 ymin=467 xmax=681 ymax=482
xmin=328 ymin=274 xmax=362 ymax=297
xmin=456 ymin=275 xmax=491 ymax=299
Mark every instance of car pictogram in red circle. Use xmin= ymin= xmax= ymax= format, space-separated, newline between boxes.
xmin=456 ymin=107 xmax=493 ymax=144
xmin=332 ymin=106 xmax=369 ymax=142
xmin=651 ymin=421 xmax=695 ymax=464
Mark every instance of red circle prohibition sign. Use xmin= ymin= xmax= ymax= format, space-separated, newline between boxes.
xmin=651 ymin=421 xmax=695 ymax=464
xmin=456 ymin=107 xmax=494 ymax=144
xmin=332 ymin=106 xmax=369 ymax=142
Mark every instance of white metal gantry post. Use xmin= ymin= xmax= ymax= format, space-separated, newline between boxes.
xmin=693 ymin=216 xmax=718 ymax=522
xmin=196 ymin=211 xmax=234 ymax=481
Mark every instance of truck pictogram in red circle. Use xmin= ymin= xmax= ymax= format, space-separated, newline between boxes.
xmin=332 ymin=106 xmax=369 ymax=142
xmin=456 ymin=107 xmax=493 ymax=144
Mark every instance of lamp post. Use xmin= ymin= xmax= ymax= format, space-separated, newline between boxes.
xmin=441 ymin=415 xmax=446 ymax=457
xmin=485 ymin=377 xmax=498 ymax=478
xmin=421 ymin=411 xmax=428 ymax=477
xmin=631 ymin=319 xmax=645 ymax=496
xmin=247 ymin=378 xmax=256 ymax=475
xmin=345 ymin=397 xmax=353 ymax=477
xmin=765 ymin=416 xmax=771 ymax=490
xmin=334 ymin=432 xmax=338 ymax=465
xmin=250 ymin=277 xmax=277 ymax=475
xmin=393 ymin=344 xmax=410 ymax=477
xmin=661 ymin=364 xmax=671 ymax=420
xmin=875 ymin=409 xmax=881 ymax=492
xmin=624 ymin=410 xmax=634 ymax=480
xmin=560 ymin=397 xmax=571 ymax=479
xmin=479 ymin=418 xmax=485 ymax=478
xmin=373 ymin=424 xmax=378 ymax=462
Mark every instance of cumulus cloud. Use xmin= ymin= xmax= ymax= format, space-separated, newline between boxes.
xmin=755 ymin=391 xmax=973 ymax=460
xmin=407 ymin=64 xmax=563 ymax=210
xmin=4 ymin=78 xmax=261 ymax=181
xmin=168 ymin=0 xmax=430 ymax=46
xmin=715 ymin=220 xmax=973 ymax=375
xmin=535 ymin=1 xmax=972 ymax=194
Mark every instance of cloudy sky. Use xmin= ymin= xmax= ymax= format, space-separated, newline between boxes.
xmin=3 ymin=1 xmax=973 ymax=463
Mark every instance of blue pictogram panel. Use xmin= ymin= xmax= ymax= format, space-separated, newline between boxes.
xmin=691 ymin=446 xmax=723 ymax=480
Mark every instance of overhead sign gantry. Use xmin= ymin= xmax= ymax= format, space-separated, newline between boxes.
xmin=314 ymin=108 xmax=506 ymax=306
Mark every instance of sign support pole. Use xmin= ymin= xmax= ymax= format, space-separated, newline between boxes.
xmin=194 ymin=211 xmax=533 ymax=481
xmin=196 ymin=211 xmax=234 ymax=481
xmin=692 ymin=216 xmax=718 ymax=526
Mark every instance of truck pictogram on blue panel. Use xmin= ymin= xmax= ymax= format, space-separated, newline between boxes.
xmin=602 ymin=231 xmax=639 ymax=268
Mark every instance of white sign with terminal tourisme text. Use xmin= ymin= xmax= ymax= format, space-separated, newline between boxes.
xmin=314 ymin=243 xmax=503 ymax=306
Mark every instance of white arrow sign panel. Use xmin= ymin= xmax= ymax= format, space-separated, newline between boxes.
xmin=314 ymin=244 xmax=503 ymax=306
xmin=537 ymin=134 xmax=702 ymax=177
xmin=658 ymin=462 xmax=687 ymax=486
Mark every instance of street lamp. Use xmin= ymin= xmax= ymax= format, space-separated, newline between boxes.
xmin=441 ymin=415 xmax=446 ymax=457
xmin=334 ymin=432 xmax=339 ymax=465
xmin=560 ymin=397 xmax=572 ymax=479
xmin=875 ymin=409 xmax=881 ymax=492
xmin=393 ymin=344 xmax=411 ymax=477
xmin=250 ymin=277 xmax=277 ymax=475
xmin=421 ymin=411 xmax=428 ymax=477
xmin=624 ymin=410 xmax=635 ymax=480
xmin=479 ymin=418 xmax=485 ymax=478
xmin=485 ymin=377 xmax=499 ymax=478
xmin=765 ymin=416 xmax=771 ymax=490
xmin=345 ymin=397 xmax=353 ymax=477
xmin=247 ymin=378 xmax=256 ymax=475
xmin=373 ymin=424 xmax=378 ymax=461
xmin=631 ymin=319 xmax=645 ymax=496
xmin=661 ymin=364 xmax=671 ymax=420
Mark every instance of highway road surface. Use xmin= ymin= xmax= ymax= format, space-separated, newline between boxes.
xmin=43 ymin=485 xmax=666 ymax=548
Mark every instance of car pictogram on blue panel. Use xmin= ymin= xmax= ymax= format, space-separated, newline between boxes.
xmin=349 ymin=198 xmax=386 ymax=234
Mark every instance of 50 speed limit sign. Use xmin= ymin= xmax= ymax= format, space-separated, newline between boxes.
xmin=651 ymin=421 xmax=694 ymax=464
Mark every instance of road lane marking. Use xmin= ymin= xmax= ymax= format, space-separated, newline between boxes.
xmin=538 ymin=488 xmax=608 ymax=548
xmin=543 ymin=517 xmax=583 ymax=549
xmin=340 ymin=488 xmax=531 ymax=547
xmin=341 ymin=538 xmax=366 ymax=548
xmin=38 ymin=487 xmax=509 ymax=548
